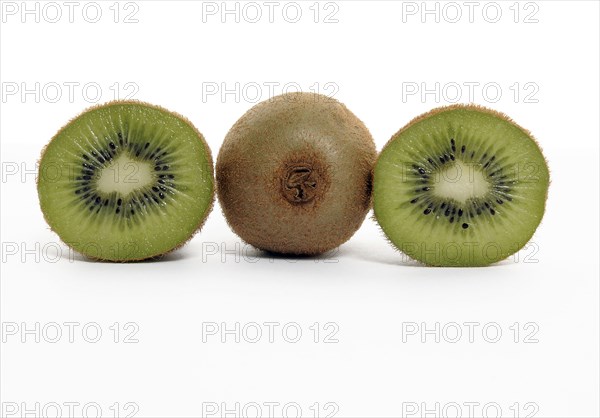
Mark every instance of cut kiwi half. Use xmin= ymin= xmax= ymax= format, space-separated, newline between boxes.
xmin=216 ymin=92 xmax=376 ymax=255
xmin=37 ymin=101 xmax=214 ymax=261
xmin=374 ymin=104 xmax=549 ymax=267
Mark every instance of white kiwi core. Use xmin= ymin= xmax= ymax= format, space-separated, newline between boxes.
xmin=432 ymin=160 xmax=490 ymax=204
xmin=96 ymin=153 xmax=155 ymax=196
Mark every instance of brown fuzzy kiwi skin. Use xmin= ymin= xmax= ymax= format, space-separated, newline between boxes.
xmin=216 ymin=92 xmax=377 ymax=255
xmin=373 ymin=103 xmax=550 ymax=266
xmin=37 ymin=100 xmax=215 ymax=262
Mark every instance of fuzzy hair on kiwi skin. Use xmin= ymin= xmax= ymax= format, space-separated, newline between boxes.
xmin=216 ymin=92 xmax=377 ymax=255
xmin=373 ymin=103 xmax=550 ymax=267
xmin=37 ymin=100 xmax=215 ymax=262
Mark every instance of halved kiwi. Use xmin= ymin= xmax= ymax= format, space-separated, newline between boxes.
xmin=216 ymin=92 xmax=377 ymax=255
xmin=374 ymin=104 xmax=549 ymax=267
xmin=37 ymin=101 xmax=214 ymax=261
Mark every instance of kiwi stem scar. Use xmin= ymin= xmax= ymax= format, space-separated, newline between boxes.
xmin=282 ymin=164 xmax=319 ymax=204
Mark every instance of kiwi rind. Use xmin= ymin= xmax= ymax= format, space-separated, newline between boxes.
xmin=216 ymin=92 xmax=377 ymax=255
xmin=373 ymin=103 xmax=549 ymax=267
xmin=37 ymin=100 xmax=215 ymax=262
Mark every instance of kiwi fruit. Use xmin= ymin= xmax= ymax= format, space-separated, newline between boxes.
xmin=37 ymin=101 xmax=214 ymax=261
xmin=216 ymin=92 xmax=376 ymax=255
xmin=374 ymin=104 xmax=549 ymax=267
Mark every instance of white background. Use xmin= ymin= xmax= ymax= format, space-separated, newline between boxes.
xmin=1 ymin=1 xmax=599 ymax=417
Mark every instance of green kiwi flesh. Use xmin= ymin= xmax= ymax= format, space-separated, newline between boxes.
xmin=216 ymin=92 xmax=377 ymax=255
xmin=374 ymin=105 xmax=549 ymax=267
xmin=37 ymin=101 xmax=214 ymax=261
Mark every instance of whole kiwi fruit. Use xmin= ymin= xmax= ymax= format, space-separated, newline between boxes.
xmin=216 ymin=92 xmax=376 ymax=255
